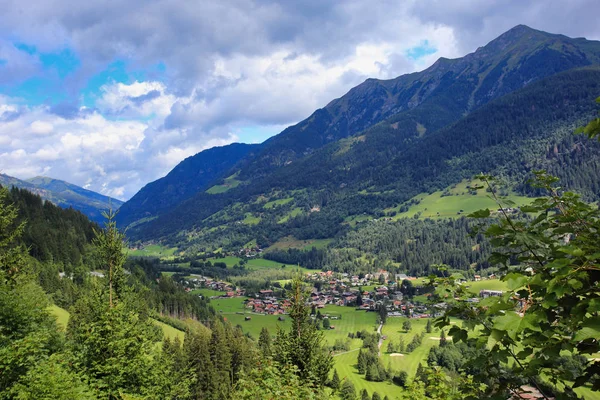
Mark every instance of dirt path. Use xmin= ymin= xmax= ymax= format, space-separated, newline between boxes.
xmin=333 ymin=348 xmax=361 ymax=357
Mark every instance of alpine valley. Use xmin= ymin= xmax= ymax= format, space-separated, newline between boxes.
xmin=4 ymin=22 xmax=600 ymax=400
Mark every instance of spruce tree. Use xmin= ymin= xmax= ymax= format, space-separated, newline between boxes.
xmin=330 ymin=369 xmax=341 ymax=391
xmin=340 ymin=379 xmax=356 ymax=400
xmin=386 ymin=340 xmax=396 ymax=353
xmin=372 ymin=392 xmax=382 ymax=400
xmin=426 ymin=318 xmax=432 ymax=334
xmin=67 ymin=212 xmax=166 ymax=398
xmin=259 ymin=326 xmax=272 ymax=357
xmin=273 ymin=275 xmax=333 ymax=387
xmin=439 ymin=329 xmax=447 ymax=347
xmin=361 ymin=388 xmax=370 ymax=400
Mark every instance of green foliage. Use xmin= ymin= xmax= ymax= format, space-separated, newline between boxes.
xmin=361 ymin=388 xmax=370 ymax=400
xmin=402 ymin=320 xmax=412 ymax=332
xmin=232 ymin=360 xmax=322 ymax=399
xmin=330 ymin=369 xmax=341 ymax=391
xmin=0 ymin=187 xmax=26 ymax=284
xmin=406 ymin=365 xmax=485 ymax=400
xmin=273 ymin=275 xmax=333 ymax=387
xmin=259 ymin=327 xmax=272 ymax=357
xmin=576 ymin=96 xmax=600 ymax=139
xmin=436 ymin=171 xmax=600 ymax=397
xmin=340 ymin=379 xmax=357 ymax=400
xmin=10 ymin=354 xmax=94 ymax=400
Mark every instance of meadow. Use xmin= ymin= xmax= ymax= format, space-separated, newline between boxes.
xmin=128 ymin=244 xmax=178 ymax=258
xmin=206 ymin=173 xmax=242 ymax=194
xmin=390 ymin=180 xmax=532 ymax=220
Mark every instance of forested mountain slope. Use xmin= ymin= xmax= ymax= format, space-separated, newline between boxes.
xmin=117 ymin=142 xmax=260 ymax=226
xmin=130 ymin=67 xmax=600 ymax=251
xmin=0 ymin=174 xmax=123 ymax=223
xmin=118 ymin=25 xmax=600 ymax=232
xmin=237 ymin=24 xmax=600 ymax=178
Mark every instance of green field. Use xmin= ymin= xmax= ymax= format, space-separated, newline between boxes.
xmin=390 ymin=180 xmax=532 ymax=220
xmin=265 ymin=236 xmax=329 ymax=251
xmin=190 ymin=288 xmax=224 ymax=297
xmin=320 ymin=306 xmax=378 ymax=346
xmin=210 ymin=256 xmax=243 ymax=267
xmin=206 ymin=173 xmax=242 ymax=194
xmin=278 ymin=207 xmax=303 ymax=223
xmin=128 ymin=244 xmax=178 ymax=258
xmin=48 ymin=305 xmax=70 ymax=331
xmin=463 ymin=279 xmax=508 ymax=295
xmin=152 ymin=318 xmax=186 ymax=342
xmin=245 ymin=258 xmax=316 ymax=273
xmin=263 ymin=197 xmax=294 ymax=209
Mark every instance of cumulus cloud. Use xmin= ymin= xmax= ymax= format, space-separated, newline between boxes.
xmin=0 ymin=0 xmax=598 ymax=199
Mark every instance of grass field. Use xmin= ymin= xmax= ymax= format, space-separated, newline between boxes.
xmin=128 ymin=244 xmax=178 ymax=258
xmin=206 ymin=173 xmax=242 ymax=194
xmin=463 ymin=279 xmax=508 ymax=295
xmin=263 ymin=197 xmax=294 ymax=209
xmin=152 ymin=319 xmax=186 ymax=342
xmin=48 ymin=304 xmax=70 ymax=331
xmin=390 ymin=180 xmax=532 ymax=220
xmin=190 ymin=288 xmax=224 ymax=297
xmin=209 ymin=256 xmax=243 ymax=267
xmin=265 ymin=236 xmax=332 ymax=252
xmin=245 ymin=258 xmax=316 ymax=273
xmin=278 ymin=207 xmax=303 ymax=223
xmin=242 ymin=212 xmax=261 ymax=225
xmin=321 ymin=306 xmax=378 ymax=346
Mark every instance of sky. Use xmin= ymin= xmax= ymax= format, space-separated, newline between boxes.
xmin=0 ymin=0 xmax=599 ymax=200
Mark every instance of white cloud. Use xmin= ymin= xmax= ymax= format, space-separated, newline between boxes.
xmin=0 ymin=0 xmax=598 ymax=200
xmin=0 ymin=94 xmax=237 ymax=200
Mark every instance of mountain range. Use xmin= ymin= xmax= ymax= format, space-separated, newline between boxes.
xmin=116 ymin=25 xmax=600 ymax=251
xmin=0 ymin=174 xmax=123 ymax=223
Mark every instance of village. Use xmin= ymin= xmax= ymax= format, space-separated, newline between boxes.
xmin=178 ymin=268 xmax=502 ymax=320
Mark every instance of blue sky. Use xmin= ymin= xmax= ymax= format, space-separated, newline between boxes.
xmin=0 ymin=0 xmax=598 ymax=200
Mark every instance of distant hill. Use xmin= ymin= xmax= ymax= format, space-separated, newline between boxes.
xmin=116 ymin=142 xmax=261 ymax=227
xmin=0 ymin=174 xmax=123 ymax=223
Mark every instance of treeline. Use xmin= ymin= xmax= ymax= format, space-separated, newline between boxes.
xmin=263 ymin=247 xmax=327 ymax=270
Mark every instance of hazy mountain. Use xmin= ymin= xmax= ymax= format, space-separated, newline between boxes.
xmin=0 ymin=174 xmax=123 ymax=223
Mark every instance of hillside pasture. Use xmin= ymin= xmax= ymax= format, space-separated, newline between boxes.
xmin=391 ymin=180 xmax=532 ymax=220
xmin=128 ymin=244 xmax=178 ymax=258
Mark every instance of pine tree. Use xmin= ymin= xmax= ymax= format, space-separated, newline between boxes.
xmin=340 ymin=379 xmax=356 ymax=400
xmin=209 ymin=319 xmax=233 ymax=398
xmin=386 ymin=340 xmax=396 ymax=353
xmin=330 ymin=369 xmax=341 ymax=391
xmin=259 ymin=326 xmax=272 ymax=357
xmin=273 ymin=275 xmax=333 ymax=387
xmin=0 ymin=187 xmax=26 ymax=285
xmin=67 ymin=212 xmax=166 ymax=398
xmin=357 ymin=349 xmax=367 ymax=374
xmin=439 ymin=329 xmax=447 ymax=347
xmin=361 ymin=388 xmax=370 ymax=400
